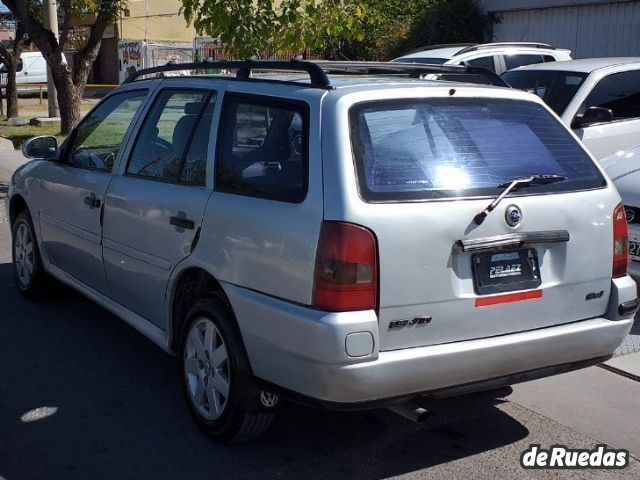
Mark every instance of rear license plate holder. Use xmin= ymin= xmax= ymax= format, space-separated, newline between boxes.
xmin=629 ymin=234 xmax=640 ymax=261
xmin=472 ymin=248 xmax=541 ymax=296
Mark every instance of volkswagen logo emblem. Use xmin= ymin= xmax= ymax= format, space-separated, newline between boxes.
xmin=625 ymin=208 xmax=635 ymax=223
xmin=505 ymin=205 xmax=522 ymax=227
xmin=260 ymin=391 xmax=279 ymax=408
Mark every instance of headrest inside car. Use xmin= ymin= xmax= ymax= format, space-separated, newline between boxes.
xmin=184 ymin=102 xmax=202 ymax=115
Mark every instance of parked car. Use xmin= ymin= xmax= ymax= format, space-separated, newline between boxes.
xmin=7 ymin=60 xmax=637 ymax=442
xmin=15 ymin=52 xmax=48 ymax=84
xmin=1 ymin=51 xmax=68 ymax=96
xmin=392 ymin=42 xmax=572 ymax=75
xmin=601 ymin=145 xmax=640 ymax=278
xmin=502 ymin=58 xmax=640 ymax=160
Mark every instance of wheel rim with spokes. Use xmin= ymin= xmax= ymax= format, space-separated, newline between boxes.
xmin=14 ymin=222 xmax=34 ymax=288
xmin=184 ymin=318 xmax=231 ymax=421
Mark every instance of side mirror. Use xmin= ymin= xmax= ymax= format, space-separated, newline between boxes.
xmin=572 ymin=106 xmax=614 ymax=129
xmin=22 ymin=136 xmax=58 ymax=160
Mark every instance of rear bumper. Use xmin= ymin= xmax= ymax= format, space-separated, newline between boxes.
xmin=291 ymin=317 xmax=631 ymax=404
xmin=223 ymin=276 xmax=637 ymax=405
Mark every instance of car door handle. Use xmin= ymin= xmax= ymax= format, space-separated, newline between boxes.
xmin=83 ymin=193 xmax=101 ymax=208
xmin=170 ymin=216 xmax=195 ymax=230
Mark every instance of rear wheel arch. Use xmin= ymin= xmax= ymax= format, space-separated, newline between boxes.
xmin=170 ymin=267 xmax=236 ymax=353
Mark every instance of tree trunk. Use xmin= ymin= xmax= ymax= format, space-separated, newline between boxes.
xmin=4 ymin=0 xmax=118 ymax=133
xmin=5 ymin=61 xmax=18 ymax=118
xmin=54 ymin=74 xmax=80 ymax=135
xmin=0 ymin=47 xmax=19 ymax=119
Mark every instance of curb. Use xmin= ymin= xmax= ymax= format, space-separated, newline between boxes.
xmin=598 ymin=363 xmax=640 ymax=382
xmin=0 ymin=136 xmax=16 ymax=152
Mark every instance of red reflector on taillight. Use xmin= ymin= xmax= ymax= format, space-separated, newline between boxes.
xmin=312 ymin=221 xmax=378 ymax=311
xmin=613 ymin=202 xmax=629 ymax=278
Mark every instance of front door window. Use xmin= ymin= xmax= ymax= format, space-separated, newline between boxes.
xmin=68 ymin=90 xmax=147 ymax=172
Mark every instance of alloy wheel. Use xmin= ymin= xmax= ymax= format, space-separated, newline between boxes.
xmin=14 ymin=222 xmax=34 ymax=288
xmin=184 ymin=318 xmax=231 ymax=421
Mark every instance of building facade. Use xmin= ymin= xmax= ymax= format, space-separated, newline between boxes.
xmin=93 ymin=0 xmax=197 ymax=84
xmin=477 ymin=0 xmax=640 ymax=58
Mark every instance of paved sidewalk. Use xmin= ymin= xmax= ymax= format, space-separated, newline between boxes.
xmin=603 ymin=351 xmax=640 ymax=380
xmin=509 ymin=366 xmax=640 ymax=458
xmin=0 ymin=147 xmax=28 ymax=183
xmin=0 ymin=137 xmax=14 ymax=152
xmin=615 ymin=312 xmax=640 ymax=356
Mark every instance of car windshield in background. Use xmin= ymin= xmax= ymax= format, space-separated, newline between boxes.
xmin=392 ymin=57 xmax=448 ymax=65
xmin=349 ymin=98 xmax=605 ymax=202
xmin=501 ymin=70 xmax=588 ymax=115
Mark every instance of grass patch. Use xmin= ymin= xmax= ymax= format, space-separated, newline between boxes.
xmin=0 ymin=120 xmax=66 ymax=149
xmin=16 ymin=99 xmax=96 ymax=113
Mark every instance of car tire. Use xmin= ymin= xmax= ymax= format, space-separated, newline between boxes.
xmin=181 ymin=293 xmax=275 ymax=442
xmin=12 ymin=210 xmax=48 ymax=298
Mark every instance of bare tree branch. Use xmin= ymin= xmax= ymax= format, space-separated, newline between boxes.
xmin=4 ymin=0 xmax=59 ymax=58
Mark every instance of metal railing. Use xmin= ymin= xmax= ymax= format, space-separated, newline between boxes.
xmin=0 ymin=82 xmax=118 ymax=104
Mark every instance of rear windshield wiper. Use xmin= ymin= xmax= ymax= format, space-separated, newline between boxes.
xmin=473 ymin=174 xmax=566 ymax=226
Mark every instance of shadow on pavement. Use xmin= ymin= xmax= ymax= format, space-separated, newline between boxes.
xmin=0 ymin=262 xmax=529 ymax=480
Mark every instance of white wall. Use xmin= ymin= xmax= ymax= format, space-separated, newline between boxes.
xmin=488 ymin=1 xmax=640 ymax=57
xmin=477 ymin=0 xmax=630 ymax=14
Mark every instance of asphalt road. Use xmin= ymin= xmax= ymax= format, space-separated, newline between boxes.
xmin=1 ymin=154 xmax=639 ymax=479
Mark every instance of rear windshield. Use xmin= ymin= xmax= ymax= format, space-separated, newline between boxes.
xmin=349 ymin=98 xmax=605 ymax=202
xmin=501 ymin=70 xmax=588 ymax=115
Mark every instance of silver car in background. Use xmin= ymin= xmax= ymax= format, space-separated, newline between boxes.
xmin=392 ymin=42 xmax=572 ymax=74
xmin=7 ymin=60 xmax=638 ymax=442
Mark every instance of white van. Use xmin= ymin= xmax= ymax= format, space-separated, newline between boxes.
xmin=16 ymin=52 xmax=48 ymax=85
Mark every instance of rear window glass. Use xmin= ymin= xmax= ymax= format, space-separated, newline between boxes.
xmin=501 ymin=70 xmax=587 ymax=115
xmin=349 ymin=98 xmax=605 ymax=202
xmin=503 ymin=54 xmax=545 ymax=70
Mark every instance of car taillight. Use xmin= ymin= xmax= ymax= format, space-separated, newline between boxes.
xmin=613 ymin=202 xmax=629 ymax=278
xmin=312 ymin=221 xmax=378 ymax=311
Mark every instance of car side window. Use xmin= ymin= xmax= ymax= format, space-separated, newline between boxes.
xmin=68 ymin=90 xmax=147 ymax=172
xmin=126 ymin=89 xmax=216 ymax=185
xmin=216 ymin=95 xmax=308 ymax=203
xmin=504 ymin=54 xmax=545 ymax=70
xmin=465 ymin=56 xmax=496 ymax=72
xmin=582 ymin=70 xmax=640 ymax=121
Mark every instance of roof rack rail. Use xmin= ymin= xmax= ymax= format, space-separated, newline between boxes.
xmin=314 ymin=61 xmax=508 ymax=87
xmin=457 ymin=42 xmax=555 ymax=55
xmin=122 ymin=59 xmax=508 ymax=89
xmin=404 ymin=43 xmax=477 ymax=55
xmin=123 ymin=59 xmax=332 ymax=88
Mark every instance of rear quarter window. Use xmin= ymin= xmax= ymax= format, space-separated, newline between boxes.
xmin=215 ymin=95 xmax=308 ymax=203
xmin=349 ymin=98 xmax=605 ymax=202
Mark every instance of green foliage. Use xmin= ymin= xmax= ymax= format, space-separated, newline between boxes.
xmin=341 ymin=0 xmax=428 ymax=60
xmin=343 ymin=0 xmax=488 ymax=60
xmin=180 ymin=0 xmax=487 ymax=61
xmin=390 ymin=0 xmax=488 ymax=58
xmin=180 ymin=0 xmax=365 ymax=59
xmin=68 ymin=0 xmax=126 ymax=19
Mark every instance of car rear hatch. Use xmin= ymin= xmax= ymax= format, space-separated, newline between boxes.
xmin=343 ymin=95 xmax=614 ymax=351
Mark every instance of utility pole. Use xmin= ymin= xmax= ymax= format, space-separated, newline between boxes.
xmin=43 ymin=0 xmax=59 ymax=118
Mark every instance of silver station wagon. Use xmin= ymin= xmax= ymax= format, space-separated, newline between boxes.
xmin=7 ymin=60 xmax=638 ymax=442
